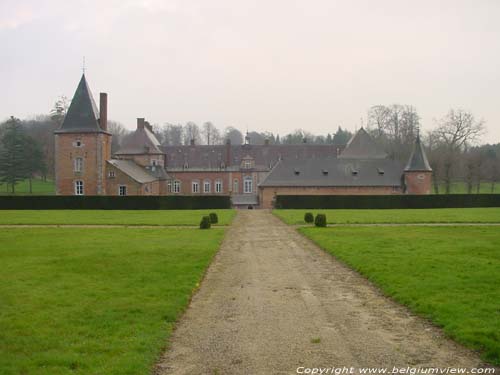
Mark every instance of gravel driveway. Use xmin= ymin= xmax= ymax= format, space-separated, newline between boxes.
xmin=155 ymin=210 xmax=487 ymax=375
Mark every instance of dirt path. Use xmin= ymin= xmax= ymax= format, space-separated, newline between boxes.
xmin=156 ymin=210 xmax=488 ymax=375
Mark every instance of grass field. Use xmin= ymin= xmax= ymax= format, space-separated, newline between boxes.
xmin=0 ymin=226 xmax=226 ymax=375
xmin=0 ymin=209 xmax=235 ymax=226
xmin=0 ymin=178 xmax=55 ymax=195
xmin=274 ymin=208 xmax=500 ymax=225
xmin=435 ymin=182 xmax=500 ymax=194
xmin=299 ymin=226 xmax=500 ymax=365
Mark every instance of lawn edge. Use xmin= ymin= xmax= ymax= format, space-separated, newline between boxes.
xmin=293 ymin=226 xmax=498 ymax=367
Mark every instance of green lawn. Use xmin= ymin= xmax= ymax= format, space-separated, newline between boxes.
xmin=0 ymin=178 xmax=55 ymax=195
xmin=0 ymin=227 xmax=226 ymax=375
xmin=274 ymin=208 xmax=500 ymax=225
xmin=435 ymin=181 xmax=500 ymax=194
xmin=299 ymin=226 xmax=500 ymax=365
xmin=0 ymin=209 xmax=235 ymax=226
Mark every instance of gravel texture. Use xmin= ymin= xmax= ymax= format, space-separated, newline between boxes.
xmin=155 ymin=210 xmax=490 ymax=375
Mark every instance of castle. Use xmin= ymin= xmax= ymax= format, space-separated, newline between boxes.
xmin=54 ymin=74 xmax=432 ymax=208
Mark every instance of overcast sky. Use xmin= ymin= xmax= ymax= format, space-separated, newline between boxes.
xmin=1 ymin=0 xmax=499 ymax=143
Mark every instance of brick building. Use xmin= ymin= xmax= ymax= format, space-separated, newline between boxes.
xmin=54 ymin=74 xmax=432 ymax=207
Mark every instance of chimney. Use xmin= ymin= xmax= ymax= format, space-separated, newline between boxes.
xmin=190 ymin=138 xmax=195 ymax=146
xmin=264 ymin=138 xmax=270 ymax=146
xmin=99 ymin=93 xmax=108 ymax=131
xmin=137 ymin=118 xmax=145 ymax=130
xmin=225 ymin=139 xmax=231 ymax=166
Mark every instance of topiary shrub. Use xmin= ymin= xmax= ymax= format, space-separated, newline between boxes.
xmin=304 ymin=212 xmax=314 ymax=223
xmin=200 ymin=216 xmax=211 ymax=229
xmin=314 ymin=213 xmax=327 ymax=227
xmin=209 ymin=212 xmax=218 ymax=224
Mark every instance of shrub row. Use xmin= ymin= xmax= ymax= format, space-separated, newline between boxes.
xmin=276 ymin=194 xmax=500 ymax=209
xmin=0 ymin=195 xmax=231 ymax=210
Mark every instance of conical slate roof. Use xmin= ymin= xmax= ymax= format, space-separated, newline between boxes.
xmin=338 ymin=128 xmax=387 ymax=159
xmin=55 ymin=74 xmax=104 ymax=133
xmin=405 ymin=135 xmax=432 ymax=171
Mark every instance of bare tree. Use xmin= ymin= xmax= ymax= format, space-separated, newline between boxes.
xmin=202 ymin=122 xmax=222 ymax=145
xmin=183 ymin=122 xmax=201 ymax=145
xmin=432 ymin=109 xmax=485 ymax=194
xmin=107 ymin=121 xmax=129 ymax=154
xmin=159 ymin=123 xmax=184 ymax=145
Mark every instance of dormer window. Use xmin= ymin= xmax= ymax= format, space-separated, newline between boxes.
xmin=351 ymin=169 xmax=358 ymax=176
xmin=377 ymin=168 xmax=385 ymax=175
xmin=241 ymin=157 xmax=254 ymax=169
xmin=294 ymin=169 xmax=300 ymax=175
xmin=108 ymin=170 xmax=115 ymax=178
xmin=322 ymin=169 xmax=328 ymax=175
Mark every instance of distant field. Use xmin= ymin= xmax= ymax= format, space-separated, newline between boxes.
xmin=300 ymin=226 xmax=500 ymax=365
xmin=0 ymin=178 xmax=55 ymax=195
xmin=434 ymin=181 xmax=500 ymax=194
xmin=0 ymin=209 xmax=235 ymax=226
xmin=274 ymin=208 xmax=500 ymax=225
xmin=0 ymin=227 xmax=226 ymax=375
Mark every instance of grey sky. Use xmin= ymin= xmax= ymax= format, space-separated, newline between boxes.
xmin=1 ymin=0 xmax=499 ymax=143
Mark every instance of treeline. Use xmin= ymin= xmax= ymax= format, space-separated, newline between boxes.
xmin=363 ymin=104 xmax=499 ymax=194
xmin=1 ymin=97 xmax=499 ymax=194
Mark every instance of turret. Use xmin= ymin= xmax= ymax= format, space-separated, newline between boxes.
xmin=404 ymin=134 xmax=432 ymax=194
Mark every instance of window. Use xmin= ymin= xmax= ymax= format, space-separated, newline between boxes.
xmin=167 ymin=181 xmax=172 ymax=193
xmin=75 ymin=140 xmax=82 ymax=147
xmin=74 ymin=157 xmax=83 ymax=173
xmin=108 ymin=170 xmax=115 ymax=178
xmin=192 ymin=180 xmax=199 ymax=193
xmin=119 ymin=185 xmax=127 ymax=196
xmin=242 ymin=160 xmax=252 ymax=169
xmin=151 ymin=159 xmax=157 ymax=166
xmin=203 ymin=180 xmax=211 ymax=193
xmin=215 ymin=179 xmax=222 ymax=193
xmin=233 ymin=179 xmax=239 ymax=193
xmin=173 ymin=180 xmax=181 ymax=193
xmin=74 ymin=180 xmax=84 ymax=195
xmin=145 ymin=184 xmax=150 ymax=193
xmin=244 ymin=176 xmax=253 ymax=193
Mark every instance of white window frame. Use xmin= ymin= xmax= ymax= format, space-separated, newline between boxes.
xmin=243 ymin=176 xmax=253 ymax=194
xmin=167 ymin=181 xmax=172 ymax=193
xmin=119 ymin=185 xmax=127 ymax=196
xmin=192 ymin=180 xmax=199 ymax=193
xmin=233 ymin=179 xmax=239 ymax=193
xmin=108 ymin=170 xmax=115 ymax=178
xmin=215 ymin=179 xmax=222 ymax=193
xmin=203 ymin=179 xmax=211 ymax=193
xmin=173 ymin=180 xmax=181 ymax=193
xmin=74 ymin=157 xmax=83 ymax=173
xmin=74 ymin=180 xmax=84 ymax=195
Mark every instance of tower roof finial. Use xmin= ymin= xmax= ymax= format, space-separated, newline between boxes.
xmin=82 ymin=56 xmax=86 ymax=75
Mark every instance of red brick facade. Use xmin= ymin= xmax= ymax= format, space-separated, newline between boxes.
xmin=404 ymin=171 xmax=432 ymax=195
xmin=54 ymin=132 xmax=111 ymax=195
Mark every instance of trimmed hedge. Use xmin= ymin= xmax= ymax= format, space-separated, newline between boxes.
xmin=304 ymin=212 xmax=314 ymax=223
xmin=275 ymin=194 xmax=500 ymax=209
xmin=199 ymin=216 xmax=211 ymax=229
xmin=209 ymin=212 xmax=219 ymax=224
xmin=0 ymin=195 xmax=231 ymax=210
xmin=314 ymin=214 xmax=327 ymax=227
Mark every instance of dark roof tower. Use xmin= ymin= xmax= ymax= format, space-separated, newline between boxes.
xmin=339 ymin=128 xmax=387 ymax=159
xmin=405 ymin=134 xmax=432 ymax=171
xmin=55 ymin=74 xmax=106 ymax=133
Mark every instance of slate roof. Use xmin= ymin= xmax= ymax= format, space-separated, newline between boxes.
xmin=259 ymin=158 xmax=404 ymax=187
xmin=55 ymin=74 xmax=107 ymax=134
xmin=162 ymin=144 xmax=343 ymax=171
xmin=116 ymin=125 xmax=163 ymax=155
xmin=338 ymin=128 xmax=387 ymax=159
xmin=405 ymin=135 xmax=432 ymax=172
xmin=107 ymin=159 xmax=167 ymax=183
